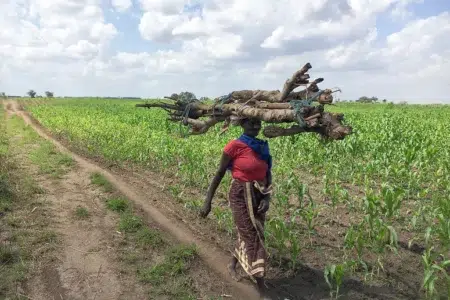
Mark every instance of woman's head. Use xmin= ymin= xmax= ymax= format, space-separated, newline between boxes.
xmin=240 ymin=118 xmax=261 ymax=137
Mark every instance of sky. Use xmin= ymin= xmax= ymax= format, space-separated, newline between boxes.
xmin=0 ymin=0 xmax=449 ymax=103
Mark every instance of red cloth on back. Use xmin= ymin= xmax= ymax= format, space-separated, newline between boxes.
xmin=223 ymin=140 xmax=268 ymax=182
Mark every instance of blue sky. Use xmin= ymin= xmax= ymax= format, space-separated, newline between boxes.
xmin=1 ymin=0 xmax=449 ymax=103
xmin=376 ymin=0 xmax=449 ymax=37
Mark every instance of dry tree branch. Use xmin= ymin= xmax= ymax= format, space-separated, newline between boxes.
xmin=135 ymin=62 xmax=352 ymax=140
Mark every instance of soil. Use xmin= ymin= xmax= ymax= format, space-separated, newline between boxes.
xmin=4 ymin=100 xmax=425 ymax=300
xmin=24 ymin=169 xmax=144 ymax=300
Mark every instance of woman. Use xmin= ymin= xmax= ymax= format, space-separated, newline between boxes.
xmin=200 ymin=117 xmax=272 ymax=297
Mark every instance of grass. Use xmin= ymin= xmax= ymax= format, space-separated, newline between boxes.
xmin=0 ymin=245 xmax=20 ymax=264
xmin=142 ymin=274 xmax=196 ymax=299
xmin=93 ymin=168 xmax=203 ymax=299
xmin=106 ymin=197 xmax=129 ymax=212
xmin=0 ymin=193 xmax=13 ymax=214
xmin=90 ymin=172 xmax=114 ymax=192
xmin=5 ymin=115 xmax=73 ymax=179
xmin=114 ymin=208 xmax=200 ymax=298
xmin=0 ymin=107 xmax=59 ymax=298
xmin=74 ymin=206 xmax=89 ymax=219
xmin=7 ymin=115 xmax=40 ymax=145
xmin=32 ymin=230 xmax=60 ymax=245
xmin=96 ymin=174 xmax=189 ymax=294
xmin=118 ymin=213 xmax=144 ymax=233
xmin=29 ymin=142 xmax=74 ymax=178
xmin=137 ymin=244 xmax=199 ymax=297
xmin=136 ymin=227 xmax=164 ymax=248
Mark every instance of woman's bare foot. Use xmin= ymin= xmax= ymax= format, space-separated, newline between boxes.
xmin=227 ymin=257 xmax=241 ymax=282
xmin=227 ymin=262 xmax=241 ymax=281
xmin=256 ymin=277 xmax=270 ymax=299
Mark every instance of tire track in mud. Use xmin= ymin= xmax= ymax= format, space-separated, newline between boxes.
xmin=4 ymin=100 xmax=262 ymax=300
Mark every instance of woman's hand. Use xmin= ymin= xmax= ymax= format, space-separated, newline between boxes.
xmin=200 ymin=152 xmax=231 ymax=219
xmin=257 ymin=199 xmax=270 ymax=215
xmin=200 ymin=199 xmax=212 ymax=218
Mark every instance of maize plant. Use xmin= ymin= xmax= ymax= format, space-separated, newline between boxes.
xmin=25 ymin=98 xmax=450 ymax=297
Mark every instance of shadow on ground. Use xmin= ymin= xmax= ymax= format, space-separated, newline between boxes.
xmin=263 ymin=264 xmax=420 ymax=300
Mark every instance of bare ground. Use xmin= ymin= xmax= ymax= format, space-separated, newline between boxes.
xmin=25 ymin=169 xmax=145 ymax=300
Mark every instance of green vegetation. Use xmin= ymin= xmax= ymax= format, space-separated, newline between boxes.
xmin=136 ymin=227 xmax=164 ymax=248
xmin=138 ymin=244 xmax=198 ymax=284
xmin=105 ymin=197 xmax=129 ymax=212
xmin=74 ymin=206 xmax=90 ymax=219
xmin=0 ymin=106 xmax=57 ymax=298
xmin=0 ymin=108 xmax=28 ymax=297
xmin=27 ymin=98 xmax=450 ymax=298
xmin=29 ymin=142 xmax=74 ymax=178
xmin=32 ymin=230 xmax=60 ymax=246
xmin=137 ymin=244 xmax=199 ymax=299
xmin=118 ymin=213 xmax=144 ymax=233
xmin=91 ymin=170 xmax=206 ymax=298
xmin=96 ymin=173 xmax=206 ymax=299
xmin=90 ymin=172 xmax=114 ymax=192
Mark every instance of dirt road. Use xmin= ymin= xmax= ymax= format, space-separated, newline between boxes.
xmin=3 ymin=104 xmax=146 ymax=299
xmin=3 ymin=100 xmax=261 ymax=299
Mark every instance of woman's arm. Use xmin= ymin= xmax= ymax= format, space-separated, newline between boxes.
xmin=200 ymin=152 xmax=232 ymax=218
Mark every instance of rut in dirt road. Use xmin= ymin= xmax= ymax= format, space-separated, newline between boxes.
xmin=4 ymin=100 xmax=262 ymax=299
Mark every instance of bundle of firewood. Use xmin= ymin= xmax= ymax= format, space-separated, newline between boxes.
xmin=136 ymin=63 xmax=352 ymax=140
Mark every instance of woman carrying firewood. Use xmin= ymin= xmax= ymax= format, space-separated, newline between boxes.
xmin=200 ymin=117 xmax=272 ymax=298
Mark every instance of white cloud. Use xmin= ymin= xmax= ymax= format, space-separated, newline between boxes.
xmin=0 ymin=0 xmax=449 ymax=102
xmin=0 ymin=0 xmax=117 ymax=83
xmin=139 ymin=0 xmax=186 ymax=14
xmin=111 ymin=0 xmax=132 ymax=12
xmin=139 ymin=11 xmax=184 ymax=42
xmin=182 ymin=33 xmax=244 ymax=59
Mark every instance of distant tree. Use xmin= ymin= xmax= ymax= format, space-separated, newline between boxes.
xmin=0 ymin=92 xmax=6 ymax=99
xmin=356 ymin=96 xmax=367 ymax=103
xmin=178 ymin=91 xmax=197 ymax=102
xmin=382 ymin=99 xmax=387 ymax=103
xmin=357 ymin=96 xmax=379 ymax=103
xmin=27 ymin=89 xmax=36 ymax=98
xmin=45 ymin=91 xmax=54 ymax=98
xmin=199 ymin=96 xmax=210 ymax=102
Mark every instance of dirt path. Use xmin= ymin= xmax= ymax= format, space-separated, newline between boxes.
xmin=4 ymin=104 xmax=145 ymax=299
xmin=4 ymin=100 xmax=261 ymax=299
xmin=26 ymin=166 xmax=145 ymax=300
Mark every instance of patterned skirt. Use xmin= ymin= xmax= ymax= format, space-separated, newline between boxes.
xmin=228 ymin=179 xmax=270 ymax=278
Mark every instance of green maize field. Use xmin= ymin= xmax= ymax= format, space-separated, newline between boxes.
xmin=24 ymin=98 xmax=450 ymax=299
